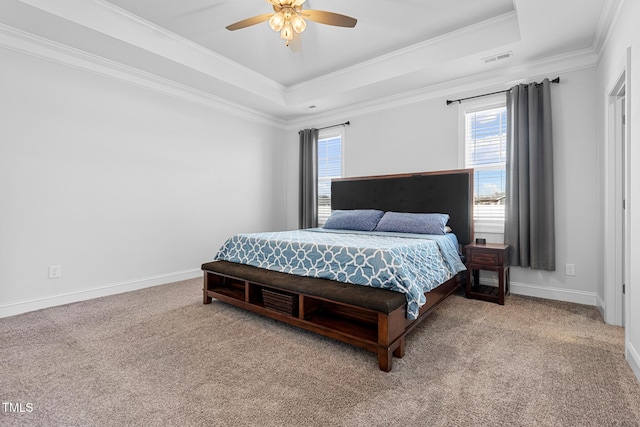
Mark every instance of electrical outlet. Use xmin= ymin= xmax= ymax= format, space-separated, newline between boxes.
xmin=49 ymin=265 xmax=61 ymax=279
xmin=565 ymin=263 xmax=576 ymax=276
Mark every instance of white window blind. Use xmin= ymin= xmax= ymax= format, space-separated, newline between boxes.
xmin=317 ymin=134 xmax=342 ymax=226
xmin=464 ymin=105 xmax=507 ymax=222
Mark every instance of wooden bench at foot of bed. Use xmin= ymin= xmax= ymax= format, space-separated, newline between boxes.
xmin=202 ymin=260 xmax=461 ymax=372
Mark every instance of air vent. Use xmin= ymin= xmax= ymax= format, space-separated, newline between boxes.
xmin=482 ymin=51 xmax=513 ymax=64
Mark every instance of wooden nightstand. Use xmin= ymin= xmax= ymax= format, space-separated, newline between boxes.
xmin=465 ymin=243 xmax=510 ymax=305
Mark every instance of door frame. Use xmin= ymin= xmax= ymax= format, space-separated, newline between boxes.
xmin=603 ymin=48 xmax=631 ymax=329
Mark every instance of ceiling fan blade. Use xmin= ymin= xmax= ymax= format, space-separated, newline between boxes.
xmin=302 ymin=10 xmax=357 ymax=28
xmin=226 ymin=13 xmax=274 ymax=31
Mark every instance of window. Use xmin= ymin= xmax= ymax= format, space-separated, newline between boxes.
xmin=462 ymin=99 xmax=507 ymax=231
xmin=317 ymin=130 xmax=343 ymax=226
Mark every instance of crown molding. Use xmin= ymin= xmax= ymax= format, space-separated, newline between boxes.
xmin=284 ymin=11 xmax=520 ymax=107
xmin=0 ymin=18 xmax=602 ymax=133
xmin=0 ymin=0 xmax=607 ymax=133
xmin=17 ymin=0 xmax=287 ymax=106
xmin=592 ymin=0 xmax=625 ymax=57
xmin=287 ymin=11 xmax=519 ymax=94
xmin=286 ymin=48 xmax=599 ymax=131
xmin=92 ymin=0 xmax=285 ymax=93
xmin=0 ymin=24 xmax=287 ymax=128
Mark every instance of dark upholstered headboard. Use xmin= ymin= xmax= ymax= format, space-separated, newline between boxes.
xmin=330 ymin=169 xmax=474 ymax=246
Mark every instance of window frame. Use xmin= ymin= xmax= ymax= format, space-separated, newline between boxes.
xmin=316 ymin=127 xmax=345 ymax=226
xmin=458 ymin=94 xmax=507 ymax=234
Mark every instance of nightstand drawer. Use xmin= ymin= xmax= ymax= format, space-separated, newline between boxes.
xmin=469 ymin=251 xmax=500 ymax=266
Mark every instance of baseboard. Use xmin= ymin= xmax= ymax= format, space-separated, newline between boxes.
xmin=627 ymin=341 xmax=640 ymax=383
xmin=595 ymin=293 xmax=606 ymax=319
xmin=1 ymin=272 xmax=601 ymax=318
xmin=510 ymin=281 xmax=597 ymax=306
xmin=477 ymin=277 xmax=598 ymax=306
xmin=0 ymin=269 xmax=202 ymax=319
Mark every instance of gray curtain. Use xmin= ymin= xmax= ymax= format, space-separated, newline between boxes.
xmin=299 ymin=128 xmax=319 ymax=229
xmin=504 ymin=78 xmax=555 ymax=270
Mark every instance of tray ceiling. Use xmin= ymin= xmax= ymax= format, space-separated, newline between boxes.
xmin=0 ymin=0 xmax=611 ymax=121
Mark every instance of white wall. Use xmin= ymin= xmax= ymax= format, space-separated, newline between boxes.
xmin=597 ymin=0 xmax=640 ymax=382
xmin=286 ymin=66 xmax=601 ymax=307
xmin=343 ymin=101 xmax=460 ymax=177
xmin=0 ymin=46 xmax=286 ymax=317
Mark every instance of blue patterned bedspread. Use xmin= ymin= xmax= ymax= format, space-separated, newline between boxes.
xmin=214 ymin=229 xmax=466 ymax=320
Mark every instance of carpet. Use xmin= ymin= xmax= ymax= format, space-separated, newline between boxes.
xmin=1 ymin=278 xmax=639 ymax=426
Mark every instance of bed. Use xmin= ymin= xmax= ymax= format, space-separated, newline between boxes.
xmin=202 ymin=168 xmax=473 ymax=371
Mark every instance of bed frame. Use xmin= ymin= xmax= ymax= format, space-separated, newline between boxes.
xmin=202 ymin=169 xmax=473 ymax=371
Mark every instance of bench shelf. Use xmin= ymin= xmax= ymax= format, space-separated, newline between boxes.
xmin=202 ymin=261 xmax=461 ymax=371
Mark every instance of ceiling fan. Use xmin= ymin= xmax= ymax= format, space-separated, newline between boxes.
xmin=226 ymin=0 xmax=357 ymax=46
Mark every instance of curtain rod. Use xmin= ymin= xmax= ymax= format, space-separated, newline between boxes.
xmin=446 ymin=77 xmax=560 ymax=105
xmin=298 ymin=121 xmax=350 ymax=134
xmin=318 ymin=121 xmax=350 ymax=131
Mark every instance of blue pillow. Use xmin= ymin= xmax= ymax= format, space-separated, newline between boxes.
xmin=323 ymin=209 xmax=384 ymax=231
xmin=374 ymin=212 xmax=450 ymax=235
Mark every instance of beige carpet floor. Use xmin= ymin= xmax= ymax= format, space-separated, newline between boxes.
xmin=1 ymin=278 xmax=639 ymax=426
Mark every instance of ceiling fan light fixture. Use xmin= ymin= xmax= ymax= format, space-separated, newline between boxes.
xmin=280 ymin=21 xmax=294 ymax=42
xmin=269 ymin=12 xmax=285 ymax=31
xmin=226 ymin=0 xmax=356 ymax=47
xmin=291 ymin=13 xmax=306 ymax=33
